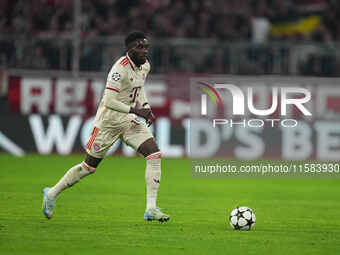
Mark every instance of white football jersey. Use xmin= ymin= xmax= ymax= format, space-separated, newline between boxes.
xmin=93 ymin=54 xmax=151 ymax=128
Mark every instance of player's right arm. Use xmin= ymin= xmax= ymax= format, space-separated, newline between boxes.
xmin=103 ymin=62 xmax=131 ymax=113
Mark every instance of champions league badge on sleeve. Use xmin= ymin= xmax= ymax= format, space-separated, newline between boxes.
xmin=112 ymin=72 xmax=120 ymax=81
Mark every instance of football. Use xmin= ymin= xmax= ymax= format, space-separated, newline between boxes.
xmin=229 ymin=206 xmax=256 ymax=230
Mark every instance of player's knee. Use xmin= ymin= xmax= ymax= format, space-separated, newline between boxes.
xmin=81 ymin=161 xmax=96 ymax=174
xmin=145 ymin=151 xmax=162 ymax=161
xmin=138 ymin=138 xmax=160 ymax=157
xmin=84 ymin=153 xmax=102 ymax=170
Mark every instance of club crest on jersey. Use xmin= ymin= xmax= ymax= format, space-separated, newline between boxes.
xmin=93 ymin=144 xmax=101 ymax=151
xmin=112 ymin=72 xmax=120 ymax=81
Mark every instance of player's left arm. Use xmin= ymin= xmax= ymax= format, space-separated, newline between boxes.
xmin=138 ymin=62 xmax=155 ymax=126
xmin=137 ymin=86 xmax=155 ymax=127
xmin=139 ymin=86 xmax=150 ymax=109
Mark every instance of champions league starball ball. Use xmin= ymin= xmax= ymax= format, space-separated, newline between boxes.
xmin=229 ymin=206 xmax=256 ymax=230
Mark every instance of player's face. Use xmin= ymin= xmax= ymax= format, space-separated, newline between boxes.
xmin=128 ymin=39 xmax=149 ymax=66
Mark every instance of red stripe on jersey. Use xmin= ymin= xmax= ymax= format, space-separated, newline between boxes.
xmin=86 ymin=128 xmax=95 ymax=150
xmin=86 ymin=127 xmax=99 ymax=150
xmin=106 ymin=87 xmax=120 ymax=93
xmin=120 ymin=57 xmax=128 ymax=66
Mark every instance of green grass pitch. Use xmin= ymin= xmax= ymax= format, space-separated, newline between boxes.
xmin=1 ymin=154 xmax=340 ymax=255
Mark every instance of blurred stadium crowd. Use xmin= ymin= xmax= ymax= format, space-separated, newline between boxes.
xmin=0 ymin=0 xmax=340 ymax=75
xmin=1 ymin=0 xmax=339 ymax=40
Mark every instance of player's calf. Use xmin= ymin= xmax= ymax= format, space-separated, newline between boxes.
xmin=47 ymin=161 xmax=96 ymax=200
xmin=42 ymin=159 xmax=97 ymax=219
xmin=145 ymin=151 xmax=162 ymax=210
xmin=138 ymin=138 xmax=169 ymax=221
xmin=143 ymin=151 xmax=170 ymax=222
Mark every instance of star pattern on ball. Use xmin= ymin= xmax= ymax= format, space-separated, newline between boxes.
xmin=229 ymin=206 xmax=256 ymax=230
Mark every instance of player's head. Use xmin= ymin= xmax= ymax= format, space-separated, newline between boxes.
xmin=125 ymin=31 xmax=149 ymax=66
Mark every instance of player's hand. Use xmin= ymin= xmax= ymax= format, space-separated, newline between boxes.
xmin=146 ymin=111 xmax=155 ymax=127
xmin=130 ymin=107 xmax=155 ymax=126
xmin=130 ymin=107 xmax=151 ymax=119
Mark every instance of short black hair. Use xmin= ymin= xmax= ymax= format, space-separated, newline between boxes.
xmin=125 ymin=31 xmax=147 ymax=47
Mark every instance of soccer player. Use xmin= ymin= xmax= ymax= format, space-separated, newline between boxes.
xmin=42 ymin=32 xmax=169 ymax=222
